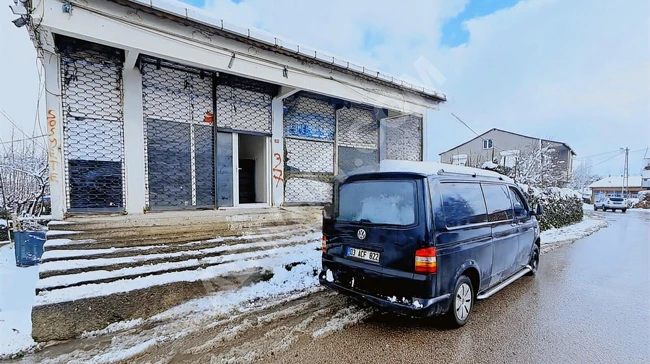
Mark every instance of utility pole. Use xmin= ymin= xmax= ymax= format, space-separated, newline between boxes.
xmin=622 ymin=147 xmax=629 ymax=198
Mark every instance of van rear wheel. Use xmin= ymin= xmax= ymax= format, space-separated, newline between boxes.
xmin=444 ymin=275 xmax=473 ymax=328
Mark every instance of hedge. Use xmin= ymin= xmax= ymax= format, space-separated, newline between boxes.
xmin=519 ymin=185 xmax=584 ymax=231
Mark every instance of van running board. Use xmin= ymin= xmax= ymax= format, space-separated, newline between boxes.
xmin=476 ymin=265 xmax=532 ymax=300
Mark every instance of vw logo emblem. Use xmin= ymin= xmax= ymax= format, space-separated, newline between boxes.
xmin=357 ymin=229 xmax=367 ymax=240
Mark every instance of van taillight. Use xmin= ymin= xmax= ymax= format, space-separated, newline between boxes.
xmin=415 ymin=247 xmax=437 ymax=274
xmin=321 ymin=235 xmax=327 ymax=253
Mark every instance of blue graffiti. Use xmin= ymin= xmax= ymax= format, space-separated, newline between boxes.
xmin=286 ymin=124 xmax=334 ymax=140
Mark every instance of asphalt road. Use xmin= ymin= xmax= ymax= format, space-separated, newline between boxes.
xmin=265 ymin=211 xmax=650 ymax=364
xmin=13 ymin=211 xmax=649 ymax=364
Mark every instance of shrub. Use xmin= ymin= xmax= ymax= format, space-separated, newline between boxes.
xmin=519 ymin=185 xmax=584 ymax=231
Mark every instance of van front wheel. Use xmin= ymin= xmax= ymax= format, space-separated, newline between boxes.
xmin=445 ymin=275 xmax=474 ymax=328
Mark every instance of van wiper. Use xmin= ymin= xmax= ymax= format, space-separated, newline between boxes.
xmin=358 ymin=219 xmax=373 ymax=223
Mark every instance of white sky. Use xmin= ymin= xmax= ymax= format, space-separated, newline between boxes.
xmin=0 ymin=0 xmax=648 ymax=176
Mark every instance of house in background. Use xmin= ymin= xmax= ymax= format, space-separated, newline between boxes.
xmin=439 ymin=128 xmax=576 ymax=184
xmin=588 ymin=176 xmax=648 ymax=203
xmin=642 ymin=148 xmax=650 ymax=189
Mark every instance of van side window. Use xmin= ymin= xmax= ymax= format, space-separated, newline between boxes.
xmin=482 ymin=184 xmax=514 ymax=222
xmin=509 ymin=187 xmax=528 ymax=219
xmin=440 ymin=183 xmax=488 ymax=228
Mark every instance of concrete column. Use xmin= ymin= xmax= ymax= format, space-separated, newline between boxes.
xmin=422 ymin=111 xmax=430 ymax=161
xmin=43 ymin=53 xmax=66 ymax=220
xmin=122 ymin=58 xmax=147 ymax=214
xmin=271 ymin=98 xmax=284 ymax=207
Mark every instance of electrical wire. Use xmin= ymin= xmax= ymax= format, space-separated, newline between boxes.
xmin=589 ymin=152 xmax=624 ymax=168
xmin=0 ymin=135 xmax=47 ymax=145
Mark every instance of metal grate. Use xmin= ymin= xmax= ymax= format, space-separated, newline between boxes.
xmin=58 ymin=38 xmax=125 ymax=212
xmin=216 ymin=74 xmax=274 ymax=134
xmin=337 ymin=107 xmax=379 ymax=177
xmin=283 ymin=94 xmax=336 ymax=204
xmin=141 ymin=58 xmax=215 ymax=209
xmin=384 ymin=115 xmax=423 ymax=161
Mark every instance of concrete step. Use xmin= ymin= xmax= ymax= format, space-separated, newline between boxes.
xmin=31 ymin=206 xmax=323 ymax=342
xmin=45 ymin=219 xmax=309 ymax=248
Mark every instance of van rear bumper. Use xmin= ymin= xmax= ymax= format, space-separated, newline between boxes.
xmin=319 ymin=275 xmax=451 ymax=318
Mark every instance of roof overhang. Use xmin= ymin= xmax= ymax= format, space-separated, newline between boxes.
xmin=29 ymin=0 xmax=445 ymax=115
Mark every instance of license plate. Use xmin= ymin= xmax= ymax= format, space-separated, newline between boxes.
xmin=347 ymin=247 xmax=380 ymax=263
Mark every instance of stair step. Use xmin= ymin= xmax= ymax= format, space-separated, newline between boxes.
xmin=39 ymin=232 xmax=321 ymax=279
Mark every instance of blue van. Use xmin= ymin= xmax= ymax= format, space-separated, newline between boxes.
xmin=319 ymin=162 xmax=543 ymax=328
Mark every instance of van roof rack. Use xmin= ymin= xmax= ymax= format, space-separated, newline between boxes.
xmin=436 ymin=169 xmax=504 ymax=181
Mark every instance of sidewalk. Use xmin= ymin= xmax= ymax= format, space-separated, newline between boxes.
xmin=540 ymin=210 xmax=608 ymax=253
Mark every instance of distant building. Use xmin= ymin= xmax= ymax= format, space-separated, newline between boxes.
xmin=438 ymin=128 xmax=575 ymax=184
xmin=588 ymin=176 xmax=647 ymax=203
xmin=642 ymin=148 xmax=650 ymax=189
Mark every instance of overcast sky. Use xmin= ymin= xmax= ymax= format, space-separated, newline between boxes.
xmin=1 ymin=0 xmax=648 ymax=176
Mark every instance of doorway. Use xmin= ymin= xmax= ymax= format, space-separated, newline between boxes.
xmin=237 ymin=134 xmax=269 ymax=206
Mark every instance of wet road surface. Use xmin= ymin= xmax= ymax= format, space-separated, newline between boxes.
xmin=263 ymin=210 xmax=650 ymax=364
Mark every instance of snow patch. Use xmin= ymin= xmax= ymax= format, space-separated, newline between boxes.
xmin=0 ymin=244 xmax=39 ymax=359
xmin=312 ymin=306 xmax=372 ymax=339
xmin=45 ymin=230 xmax=82 ymax=237
xmin=35 ymin=241 xmax=320 ymax=306
xmin=39 ymin=232 xmax=320 ymax=273
xmin=540 ymin=214 xmax=608 ymax=253
xmin=81 ymin=319 xmax=144 ymax=339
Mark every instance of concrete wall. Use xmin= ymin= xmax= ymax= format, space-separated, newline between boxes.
xmin=439 ymin=129 xmax=572 ymax=178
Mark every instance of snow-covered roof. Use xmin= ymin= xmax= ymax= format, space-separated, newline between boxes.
xmin=588 ymin=176 xmax=643 ymax=189
xmin=126 ymin=0 xmax=446 ymax=102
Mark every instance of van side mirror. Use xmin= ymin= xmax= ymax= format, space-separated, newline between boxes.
xmin=529 ymin=203 xmax=544 ymax=216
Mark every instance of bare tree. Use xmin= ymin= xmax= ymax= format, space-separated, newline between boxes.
xmin=0 ymin=131 xmax=49 ymax=216
xmin=569 ymin=160 xmax=600 ymax=191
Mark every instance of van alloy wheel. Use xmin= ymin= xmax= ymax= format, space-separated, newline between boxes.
xmin=455 ymin=283 xmax=472 ymax=321
xmin=444 ymin=275 xmax=473 ymax=328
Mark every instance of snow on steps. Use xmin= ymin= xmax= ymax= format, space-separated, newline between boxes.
xmin=31 ymin=207 xmax=323 ymax=342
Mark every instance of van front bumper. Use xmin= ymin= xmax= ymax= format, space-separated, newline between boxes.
xmin=319 ymin=274 xmax=451 ymax=318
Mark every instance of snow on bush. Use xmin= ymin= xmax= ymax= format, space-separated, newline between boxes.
xmin=518 ymin=184 xmax=583 ymax=231
xmin=632 ymin=191 xmax=650 ymax=209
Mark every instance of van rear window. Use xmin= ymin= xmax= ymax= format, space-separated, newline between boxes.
xmin=337 ymin=180 xmax=416 ymax=225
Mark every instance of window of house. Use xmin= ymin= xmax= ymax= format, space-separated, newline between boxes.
xmin=483 ymin=139 xmax=493 ymax=149
xmin=499 ymin=150 xmax=519 ymax=168
xmin=452 ymin=154 xmax=468 ymax=166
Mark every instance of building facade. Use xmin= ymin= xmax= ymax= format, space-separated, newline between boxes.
xmin=439 ymin=128 xmax=575 ymax=183
xmin=589 ymin=176 xmax=647 ymax=203
xmin=23 ymin=0 xmax=446 ymax=219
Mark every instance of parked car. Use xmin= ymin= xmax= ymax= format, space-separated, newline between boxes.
xmin=594 ymin=197 xmax=627 ymax=212
xmin=319 ymin=164 xmax=542 ymax=328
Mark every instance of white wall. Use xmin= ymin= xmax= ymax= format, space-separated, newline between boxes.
xmin=122 ymin=59 xmax=146 ymax=214
xmin=238 ymin=134 xmax=268 ymax=204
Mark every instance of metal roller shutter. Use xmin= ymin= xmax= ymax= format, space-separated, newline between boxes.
xmin=383 ymin=115 xmax=423 ymax=161
xmin=58 ymin=38 xmax=125 ymax=212
xmin=283 ymin=94 xmax=336 ymax=204
xmin=337 ymin=106 xmax=379 ymax=177
xmin=141 ymin=58 xmax=215 ymax=209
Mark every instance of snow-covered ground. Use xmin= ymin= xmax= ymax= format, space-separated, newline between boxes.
xmin=0 ymin=243 xmax=39 ymax=359
xmin=540 ymin=214 xmax=607 ymax=253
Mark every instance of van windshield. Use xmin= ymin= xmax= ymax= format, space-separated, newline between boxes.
xmin=337 ymin=180 xmax=416 ymax=225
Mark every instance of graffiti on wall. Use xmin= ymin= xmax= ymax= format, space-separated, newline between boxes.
xmin=47 ymin=110 xmax=59 ymax=183
xmin=272 ymin=152 xmax=284 ymax=188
